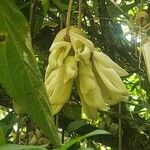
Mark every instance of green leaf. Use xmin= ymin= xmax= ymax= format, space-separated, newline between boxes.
xmin=60 ymin=129 xmax=109 ymax=150
xmin=0 ymin=126 xmax=5 ymax=146
xmin=0 ymin=0 xmax=60 ymax=147
xmin=41 ymin=0 xmax=49 ymax=15
xmin=0 ymin=144 xmax=47 ymax=150
xmin=67 ymin=119 xmax=87 ymax=132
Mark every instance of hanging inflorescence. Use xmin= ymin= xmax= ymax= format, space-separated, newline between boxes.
xmin=44 ymin=27 xmax=129 ymax=120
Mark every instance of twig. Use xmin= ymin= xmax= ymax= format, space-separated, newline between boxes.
xmin=66 ymin=0 xmax=73 ymax=36
xmin=62 ymin=127 xmax=64 ymax=144
xmin=15 ymin=115 xmax=21 ymax=144
xmin=60 ymin=14 xmax=63 ymax=30
xmin=119 ymin=103 xmax=122 ymax=150
xmin=55 ymin=114 xmax=59 ymax=129
xmin=78 ymin=0 xmax=82 ymax=29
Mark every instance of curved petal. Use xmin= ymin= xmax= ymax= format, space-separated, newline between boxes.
xmin=93 ymin=50 xmax=128 ymax=76
xmin=93 ymin=60 xmax=128 ymax=95
xmin=79 ymin=62 xmax=95 ymax=94
xmin=78 ymin=62 xmax=108 ymax=110
xmin=93 ymin=65 xmax=128 ymax=105
xmin=69 ymin=31 xmax=94 ymax=64
xmin=46 ymin=41 xmax=71 ymax=74
xmin=45 ymin=67 xmax=57 ymax=88
xmin=76 ymin=79 xmax=99 ymax=120
xmin=51 ymin=104 xmax=63 ymax=115
xmin=81 ymin=99 xmax=99 ymax=120
xmin=64 ymin=56 xmax=78 ymax=83
xmin=47 ymin=65 xmax=73 ymax=105
xmin=53 ymin=28 xmax=67 ymax=42
xmin=53 ymin=26 xmax=86 ymax=42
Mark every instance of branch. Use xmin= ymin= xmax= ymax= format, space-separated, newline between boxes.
xmin=66 ymin=0 xmax=73 ymax=36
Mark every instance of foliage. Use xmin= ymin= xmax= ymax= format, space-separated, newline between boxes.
xmin=0 ymin=0 xmax=60 ymax=147
xmin=0 ymin=0 xmax=150 ymax=150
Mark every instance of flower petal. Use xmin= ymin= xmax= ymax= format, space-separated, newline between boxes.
xmin=64 ymin=56 xmax=78 ymax=83
xmin=69 ymin=31 xmax=94 ymax=64
xmin=93 ymin=50 xmax=128 ymax=76
xmin=78 ymin=62 xmax=108 ymax=110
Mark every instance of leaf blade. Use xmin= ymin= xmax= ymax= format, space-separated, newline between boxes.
xmin=0 ymin=0 xmax=60 ymax=147
xmin=60 ymin=129 xmax=109 ymax=149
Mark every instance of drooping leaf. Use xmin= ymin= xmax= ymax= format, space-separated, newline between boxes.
xmin=60 ymin=129 xmax=109 ymax=149
xmin=0 ymin=0 xmax=60 ymax=147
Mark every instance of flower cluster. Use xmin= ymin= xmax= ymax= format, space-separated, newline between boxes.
xmin=44 ymin=27 xmax=129 ymax=119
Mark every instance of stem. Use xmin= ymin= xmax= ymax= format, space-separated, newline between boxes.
xmin=119 ymin=103 xmax=122 ymax=150
xmin=66 ymin=0 xmax=73 ymax=35
xmin=78 ymin=0 xmax=82 ymax=29
xmin=62 ymin=127 xmax=64 ymax=144
xmin=55 ymin=114 xmax=59 ymax=129
xmin=15 ymin=115 xmax=21 ymax=144
xmin=29 ymin=0 xmax=37 ymax=47
xmin=60 ymin=14 xmax=63 ymax=30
